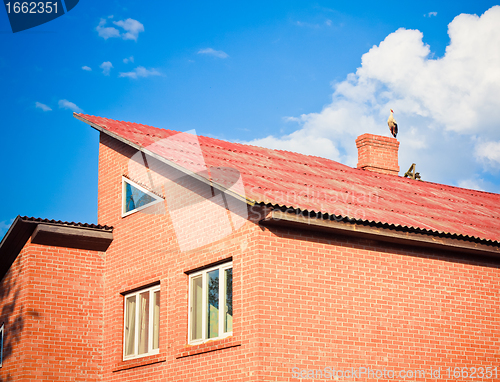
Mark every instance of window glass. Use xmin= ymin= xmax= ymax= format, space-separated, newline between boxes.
xmin=224 ymin=268 xmax=233 ymax=333
xmin=0 ymin=324 xmax=4 ymax=367
xmin=153 ymin=291 xmax=160 ymax=350
xmin=191 ymin=276 xmax=203 ymax=341
xmin=125 ymin=182 xmax=156 ymax=213
xmin=207 ymin=269 xmax=219 ymax=339
xmin=123 ymin=285 xmax=160 ymax=360
xmin=138 ymin=291 xmax=150 ymax=355
xmin=124 ymin=295 xmax=136 ymax=357
xmin=122 ymin=177 xmax=163 ymax=217
xmin=188 ymin=262 xmax=232 ymax=344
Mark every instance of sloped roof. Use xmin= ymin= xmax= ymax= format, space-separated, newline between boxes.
xmin=0 ymin=216 xmax=113 ymax=280
xmin=18 ymin=216 xmax=113 ymax=230
xmin=75 ymin=113 xmax=500 ymax=244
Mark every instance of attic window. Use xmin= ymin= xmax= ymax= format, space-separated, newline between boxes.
xmin=122 ymin=177 xmax=163 ymax=217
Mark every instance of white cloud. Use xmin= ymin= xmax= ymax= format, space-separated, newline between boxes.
xmin=245 ymin=6 xmax=500 ymax=190
xmin=96 ymin=18 xmax=120 ymax=39
xmin=197 ymin=48 xmax=229 ymax=59
xmin=425 ymin=12 xmax=438 ymax=17
xmin=475 ymin=140 xmax=500 ymax=168
xmin=123 ymin=56 xmax=134 ymax=64
xmin=250 ymin=133 xmax=340 ymax=160
xmin=96 ymin=17 xmax=144 ymax=41
xmin=457 ymin=178 xmax=485 ymax=191
xmin=35 ymin=101 xmax=52 ymax=112
xmin=100 ymin=61 xmax=113 ymax=76
xmin=119 ymin=66 xmax=162 ymax=79
xmin=113 ymin=19 xmax=144 ymax=41
xmin=82 ymin=65 xmax=92 ymax=71
xmin=58 ymin=99 xmax=83 ymax=113
xmin=325 ymin=19 xmax=332 ymax=26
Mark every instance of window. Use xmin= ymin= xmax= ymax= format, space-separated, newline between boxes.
xmin=0 ymin=324 xmax=3 ymax=367
xmin=123 ymin=285 xmax=160 ymax=360
xmin=188 ymin=262 xmax=233 ymax=344
xmin=122 ymin=177 xmax=163 ymax=217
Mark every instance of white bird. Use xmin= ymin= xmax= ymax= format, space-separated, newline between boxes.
xmin=388 ymin=109 xmax=398 ymax=138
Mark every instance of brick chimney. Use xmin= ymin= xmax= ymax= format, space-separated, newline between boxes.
xmin=355 ymin=133 xmax=400 ymax=176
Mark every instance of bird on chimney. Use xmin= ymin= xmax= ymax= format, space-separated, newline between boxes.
xmin=388 ymin=109 xmax=398 ymax=138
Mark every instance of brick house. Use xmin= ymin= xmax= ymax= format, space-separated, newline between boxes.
xmin=0 ymin=113 xmax=499 ymax=381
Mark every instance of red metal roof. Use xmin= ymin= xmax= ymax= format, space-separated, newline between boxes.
xmin=75 ymin=113 xmax=500 ymax=244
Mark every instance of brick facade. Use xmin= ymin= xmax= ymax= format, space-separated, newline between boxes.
xmin=97 ymin=134 xmax=499 ymax=381
xmin=0 ymin=239 xmax=105 ymax=381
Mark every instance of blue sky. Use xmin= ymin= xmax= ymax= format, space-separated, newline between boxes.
xmin=1 ymin=1 xmax=500 ymax=236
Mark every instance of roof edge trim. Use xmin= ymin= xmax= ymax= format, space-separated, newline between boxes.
xmin=0 ymin=216 xmax=113 ymax=281
xmin=262 ymin=210 xmax=500 ymax=258
xmin=74 ymin=113 xmax=256 ymax=207
xmin=256 ymin=202 xmax=499 ymax=245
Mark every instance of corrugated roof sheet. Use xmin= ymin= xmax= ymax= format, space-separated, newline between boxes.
xmin=20 ymin=216 xmax=113 ymax=231
xmin=75 ymin=113 xmax=500 ymax=244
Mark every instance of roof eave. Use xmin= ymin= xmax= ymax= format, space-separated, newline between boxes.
xmin=0 ymin=216 xmax=113 ymax=281
xmin=261 ymin=210 xmax=500 ymax=259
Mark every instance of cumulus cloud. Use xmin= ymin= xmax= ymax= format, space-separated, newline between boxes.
xmin=475 ymin=140 xmax=500 ymax=168
xmin=100 ymin=61 xmax=113 ymax=76
xmin=119 ymin=66 xmax=161 ymax=79
xmin=123 ymin=56 xmax=134 ymax=64
xmin=113 ymin=19 xmax=144 ymax=41
xmin=35 ymin=101 xmax=52 ymax=112
xmin=96 ymin=18 xmax=120 ymax=39
xmin=246 ymin=6 xmax=500 ymax=190
xmin=58 ymin=99 xmax=83 ymax=113
xmin=96 ymin=17 xmax=144 ymax=41
xmin=425 ymin=12 xmax=438 ymax=17
xmin=82 ymin=65 xmax=92 ymax=71
xmin=197 ymin=48 xmax=229 ymax=59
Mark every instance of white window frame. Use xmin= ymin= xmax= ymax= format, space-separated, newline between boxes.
xmin=122 ymin=177 xmax=163 ymax=217
xmin=188 ymin=262 xmax=233 ymax=345
xmin=123 ymin=285 xmax=161 ymax=361
xmin=0 ymin=323 xmax=3 ymax=368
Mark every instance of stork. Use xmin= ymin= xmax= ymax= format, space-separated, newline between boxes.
xmin=388 ymin=109 xmax=398 ymax=138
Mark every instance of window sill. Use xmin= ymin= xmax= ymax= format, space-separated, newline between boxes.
xmin=176 ymin=336 xmax=241 ymax=359
xmin=113 ymin=354 xmax=166 ymax=372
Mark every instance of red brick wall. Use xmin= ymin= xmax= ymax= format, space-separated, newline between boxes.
xmin=255 ymin=225 xmax=500 ymax=381
xmin=0 ymin=240 xmax=105 ymax=381
xmin=0 ymin=246 xmax=29 ymax=381
xmin=98 ymin=134 xmax=265 ymax=381
xmin=97 ymin=133 xmax=499 ymax=382
xmin=356 ymin=133 xmax=400 ymax=176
